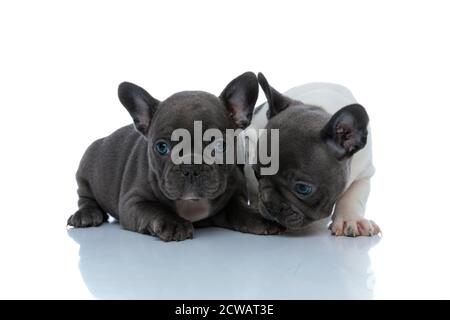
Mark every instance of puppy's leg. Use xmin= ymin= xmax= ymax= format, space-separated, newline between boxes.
xmin=120 ymin=201 xmax=194 ymax=242
xmin=330 ymin=178 xmax=381 ymax=237
xmin=67 ymin=177 xmax=108 ymax=228
xmin=211 ymin=196 xmax=285 ymax=235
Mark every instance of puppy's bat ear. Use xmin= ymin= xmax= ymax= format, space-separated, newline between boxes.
xmin=257 ymin=73 xmax=293 ymax=118
xmin=321 ymin=104 xmax=369 ymax=160
xmin=118 ymin=82 xmax=159 ymax=137
xmin=220 ymin=72 xmax=259 ymax=129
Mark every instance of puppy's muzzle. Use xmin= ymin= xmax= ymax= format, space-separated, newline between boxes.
xmin=180 ymin=164 xmax=201 ymax=182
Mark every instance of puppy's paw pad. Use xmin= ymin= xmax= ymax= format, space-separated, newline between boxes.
xmin=67 ymin=208 xmax=106 ymax=228
xmin=330 ymin=218 xmax=381 ymax=237
xmin=152 ymin=218 xmax=194 ymax=242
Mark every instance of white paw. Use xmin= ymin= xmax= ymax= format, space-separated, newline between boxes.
xmin=329 ymin=217 xmax=381 ymax=237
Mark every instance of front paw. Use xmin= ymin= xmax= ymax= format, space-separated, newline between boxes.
xmin=329 ymin=216 xmax=381 ymax=237
xmin=239 ymin=214 xmax=286 ymax=235
xmin=67 ymin=208 xmax=107 ymax=228
xmin=249 ymin=218 xmax=286 ymax=235
xmin=150 ymin=215 xmax=194 ymax=242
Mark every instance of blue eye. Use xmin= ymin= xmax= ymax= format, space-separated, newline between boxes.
xmin=154 ymin=141 xmax=170 ymax=156
xmin=295 ymin=183 xmax=313 ymax=196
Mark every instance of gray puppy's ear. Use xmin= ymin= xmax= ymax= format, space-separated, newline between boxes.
xmin=220 ymin=72 xmax=259 ymax=129
xmin=257 ymin=73 xmax=293 ymax=118
xmin=118 ymin=82 xmax=159 ymax=137
xmin=321 ymin=104 xmax=369 ymax=160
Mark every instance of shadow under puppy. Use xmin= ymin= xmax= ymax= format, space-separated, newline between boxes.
xmin=247 ymin=73 xmax=380 ymax=237
xmin=67 ymin=72 xmax=283 ymax=241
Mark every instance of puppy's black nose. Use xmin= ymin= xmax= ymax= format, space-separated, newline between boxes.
xmin=180 ymin=165 xmax=200 ymax=179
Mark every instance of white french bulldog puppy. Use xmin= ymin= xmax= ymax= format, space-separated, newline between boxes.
xmin=244 ymin=73 xmax=380 ymax=237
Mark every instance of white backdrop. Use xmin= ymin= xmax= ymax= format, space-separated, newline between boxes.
xmin=0 ymin=0 xmax=449 ymax=299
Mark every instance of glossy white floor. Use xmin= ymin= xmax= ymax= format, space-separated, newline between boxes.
xmin=1 ymin=187 xmax=449 ymax=300
xmin=66 ymin=220 xmax=378 ymax=300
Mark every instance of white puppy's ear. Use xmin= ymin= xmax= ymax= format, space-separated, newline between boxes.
xmin=321 ymin=104 xmax=369 ymax=160
xmin=220 ymin=72 xmax=259 ymax=129
xmin=257 ymin=72 xmax=294 ymax=118
xmin=118 ymin=82 xmax=160 ymax=137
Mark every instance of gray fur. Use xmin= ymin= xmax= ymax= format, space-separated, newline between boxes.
xmin=256 ymin=104 xmax=347 ymax=229
xmin=67 ymin=72 xmax=284 ymax=241
xmin=254 ymin=73 xmax=368 ymax=230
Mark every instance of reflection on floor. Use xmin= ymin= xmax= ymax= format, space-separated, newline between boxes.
xmin=68 ymin=220 xmax=380 ymax=299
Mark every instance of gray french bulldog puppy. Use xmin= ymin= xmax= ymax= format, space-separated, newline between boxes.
xmin=248 ymin=73 xmax=380 ymax=237
xmin=67 ymin=72 xmax=283 ymax=241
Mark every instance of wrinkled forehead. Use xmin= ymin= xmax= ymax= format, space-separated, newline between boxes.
xmin=265 ymin=105 xmax=347 ymax=181
xmin=150 ymin=91 xmax=232 ymax=138
xmin=275 ymin=141 xmax=348 ymax=197
xmin=281 ymin=141 xmax=343 ymax=176
xmin=262 ymin=104 xmax=328 ymax=154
